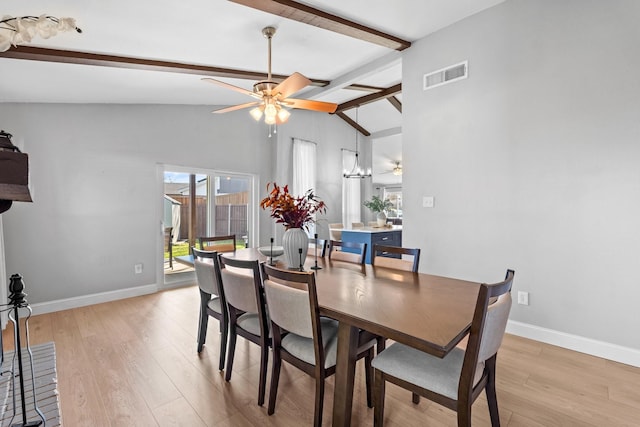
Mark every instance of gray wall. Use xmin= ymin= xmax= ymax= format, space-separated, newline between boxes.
xmin=403 ymin=0 xmax=640 ymax=350
xmin=0 ymin=103 xmax=349 ymax=305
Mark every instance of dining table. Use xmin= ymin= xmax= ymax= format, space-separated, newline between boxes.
xmin=219 ymin=247 xmax=481 ymax=427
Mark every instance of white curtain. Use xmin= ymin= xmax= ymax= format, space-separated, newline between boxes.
xmin=292 ymin=138 xmax=317 ymax=235
xmin=292 ymin=138 xmax=316 ymax=197
xmin=342 ymin=149 xmax=361 ymax=227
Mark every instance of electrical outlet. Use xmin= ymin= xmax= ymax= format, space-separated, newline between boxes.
xmin=134 ymin=263 xmax=143 ymax=274
xmin=422 ymin=196 xmax=435 ymax=208
xmin=517 ymin=291 xmax=529 ymax=306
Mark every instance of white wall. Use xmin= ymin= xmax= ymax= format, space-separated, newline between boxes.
xmin=403 ymin=0 xmax=640 ymax=359
xmin=0 ymin=103 xmax=348 ymax=308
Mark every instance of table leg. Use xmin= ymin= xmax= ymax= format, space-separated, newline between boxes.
xmin=332 ymin=322 xmax=359 ymax=427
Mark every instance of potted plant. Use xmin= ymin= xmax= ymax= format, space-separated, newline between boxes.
xmin=363 ymin=195 xmax=393 ymax=227
xmin=260 ymin=182 xmax=326 ymax=268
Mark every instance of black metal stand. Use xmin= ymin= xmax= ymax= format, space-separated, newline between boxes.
xmin=268 ymin=237 xmax=276 ymax=266
xmin=7 ymin=274 xmax=44 ymax=427
xmin=298 ymin=248 xmax=304 ymax=271
xmin=310 ymin=233 xmax=322 ymax=270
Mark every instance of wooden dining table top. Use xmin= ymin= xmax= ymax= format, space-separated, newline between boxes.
xmin=221 ymin=248 xmax=480 ymax=357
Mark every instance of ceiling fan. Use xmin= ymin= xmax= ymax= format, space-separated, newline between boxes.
xmin=202 ymin=26 xmax=338 ymax=125
xmin=381 ymin=161 xmax=403 ymax=176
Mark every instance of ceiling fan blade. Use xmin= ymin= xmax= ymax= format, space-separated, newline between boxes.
xmin=202 ymin=78 xmax=262 ymax=99
xmin=212 ymin=101 xmax=260 ymax=114
xmin=273 ymin=72 xmax=312 ymax=98
xmin=282 ymin=98 xmax=338 ymax=113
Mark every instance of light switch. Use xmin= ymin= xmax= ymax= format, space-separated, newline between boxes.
xmin=422 ymin=196 xmax=435 ymax=208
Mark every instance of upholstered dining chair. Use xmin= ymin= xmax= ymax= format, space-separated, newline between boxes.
xmin=260 ymin=263 xmax=376 ymax=427
xmin=308 ymin=238 xmax=328 ymax=258
xmin=327 ymin=240 xmax=367 ymax=264
xmin=371 ymin=270 xmax=515 ymax=427
xmin=198 ymin=235 xmax=236 ymax=253
xmin=328 ymin=223 xmax=343 ymax=241
xmin=193 ymin=247 xmax=228 ymax=371
xmin=351 ymin=221 xmax=365 ymax=228
xmin=218 ymin=255 xmax=271 ymax=406
xmin=372 ymin=244 xmax=421 ymax=273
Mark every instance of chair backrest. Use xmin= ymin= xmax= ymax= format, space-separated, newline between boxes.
xmin=371 ymin=244 xmax=421 ymax=273
xmin=328 ymin=240 xmax=366 ymax=264
xmin=218 ymin=256 xmax=263 ymax=315
xmin=351 ymin=222 xmax=364 ymax=228
xmin=328 ymin=223 xmax=343 ymax=241
xmin=198 ymin=235 xmax=236 ymax=253
xmin=460 ymin=269 xmax=514 ymax=395
xmin=261 ymin=264 xmax=317 ymax=339
xmin=192 ymin=247 xmax=223 ymax=296
xmin=315 ymin=219 xmax=331 ymax=241
xmin=368 ymin=221 xmax=379 ymax=227
xmin=309 ymin=238 xmax=328 ymax=257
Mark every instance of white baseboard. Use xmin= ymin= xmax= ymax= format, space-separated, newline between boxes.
xmin=29 ymin=284 xmax=159 ymax=316
xmin=507 ymin=320 xmax=640 ymax=368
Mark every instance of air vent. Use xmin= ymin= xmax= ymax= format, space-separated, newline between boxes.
xmin=423 ymin=61 xmax=468 ymax=90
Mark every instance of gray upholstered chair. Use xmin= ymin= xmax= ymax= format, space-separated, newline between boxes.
xmin=327 ymin=240 xmax=366 ymax=264
xmin=218 ymin=256 xmax=270 ymax=406
xmin=372 ymin=270 xmax=515 ymax=427
xmin=193 ymin=247 xmax=228 ymax=372
xmin=372 ymin=244 xmax=421 ymax=273
xmin=328 ymin=223 xmax=343 ymax=241
xmin=260 ymin=263 xmax=375 ymax=427
xmin=308 ymin=238 xmax=328 ymax=258
xmin=198 ymin=235 xmax=236 ymax=253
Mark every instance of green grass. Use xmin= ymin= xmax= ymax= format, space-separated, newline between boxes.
xmin=165 ymin=241 xmax=246 ymax=259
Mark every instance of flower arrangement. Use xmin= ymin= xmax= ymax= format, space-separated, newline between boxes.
xmin=0 ymin=15 xmax=82 ymax=52
xmin=260 ymin=182 xmax=326 ymax=230
xmin=363 ymin=195 xmax=393 ymax=213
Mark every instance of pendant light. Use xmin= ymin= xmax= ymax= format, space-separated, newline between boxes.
xmin=343 ymin=109 xmax=371 ymax=179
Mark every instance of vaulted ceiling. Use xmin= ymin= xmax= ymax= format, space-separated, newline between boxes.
xmin=0 ymin=0 xmax=506 ymax=182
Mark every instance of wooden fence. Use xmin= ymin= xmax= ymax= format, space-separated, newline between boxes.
xmin=169 ymin=195 xmax=247 ymax=243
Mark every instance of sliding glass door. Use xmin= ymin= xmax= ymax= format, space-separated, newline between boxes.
xmin=161 ymin=166 xmax=255 ymax=284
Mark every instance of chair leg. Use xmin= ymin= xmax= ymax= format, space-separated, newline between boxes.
xmin=485 ymin=356 xmax=501 ymax=427
xmin=373 ymin=369 xmax=386 ymax=427
xmin=412 ymin=392 xmax=420 ymax=404
xmin=267 ymin=348 xmax=282 ymax=415
xmin=313 ymin=375 xmax=325 ymax=427
xmin=364 ymin=348 xmax=374 ymax=408
xmin=225 ymin=323 xmax=237 ymax=382
xmin=218 ymin=316 xmax=228 ymax=371
xmin=258 ymin=342 xmax=269 ymax=406
xmin=197 ymin=292 xmax=209 ymax=353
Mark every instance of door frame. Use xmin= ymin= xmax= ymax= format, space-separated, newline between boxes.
xmin=157 ymin=164 xmax=258 ymax=289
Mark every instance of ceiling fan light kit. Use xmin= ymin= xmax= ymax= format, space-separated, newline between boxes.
xmin=203 ymin=26 xmax=337 ymax=127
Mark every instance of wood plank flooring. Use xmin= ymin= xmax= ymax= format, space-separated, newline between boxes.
xmin=3 ymin=284 xmax=640 ymax=426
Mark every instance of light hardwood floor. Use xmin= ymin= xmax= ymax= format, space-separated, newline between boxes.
xmin=4 ymin=284 xmax=640 ymax=426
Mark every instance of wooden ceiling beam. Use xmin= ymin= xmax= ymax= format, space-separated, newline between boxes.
xmin=0 ymin=46 xmax=333 ymax=86
xmin=229 ymin=0 xmax=411 ymax=51
xmin=387 ymin=96 xmax=402 ymax=113
xmin=335 ymin=83 xmax=402 ymax=113
xmin=0 ymin=46 xmax=389 ymax=94
xmin=337 ymin=112 xmax=370 ymax=137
